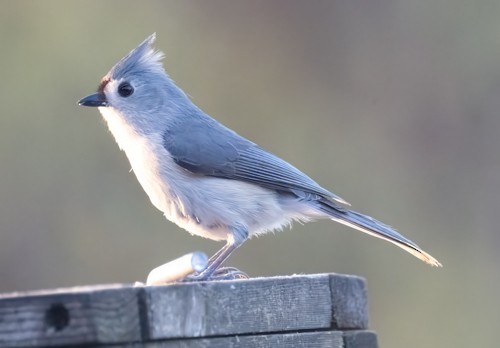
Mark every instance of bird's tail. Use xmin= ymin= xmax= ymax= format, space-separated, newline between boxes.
xmin=317 ymin=201 xmax=442 ymax=267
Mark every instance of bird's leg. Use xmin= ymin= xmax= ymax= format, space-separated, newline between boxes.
xmin=185 ymin=226 xmax=248 ymax=281
xmin=206 ymin=242 xmax=232 ymax=265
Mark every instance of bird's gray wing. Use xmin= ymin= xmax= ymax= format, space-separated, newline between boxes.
xmin=163 ymin=116 xmax=347 ymax=204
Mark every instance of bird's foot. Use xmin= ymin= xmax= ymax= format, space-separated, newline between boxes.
xmin=183 ymin=266 xmax=249 ymax=282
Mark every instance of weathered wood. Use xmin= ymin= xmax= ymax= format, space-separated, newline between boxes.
xmin=145 ymin=274 xmax=333 ymax=339
xmin=0 ymin=273 xmax=374 ymax=347
xmin=330 ymin=274 xmax=368 ymax=329
xmin=101 ymin=331 xmax=344 ymax=348
xmin=0 ymin=284 xmax=141 ymax=347
xmin=343 ymin=331 xmax=378 ymax=348
xmin=145 ymin=273 xmax=368 ymax=340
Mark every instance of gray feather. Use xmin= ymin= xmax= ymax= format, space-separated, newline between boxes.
xmin=163 ymin=113 xmax=348 ymax=204
xmin=317 ymin=200 xmax=442 ymax=266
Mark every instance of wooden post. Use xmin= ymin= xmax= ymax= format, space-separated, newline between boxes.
xmin=0 ymin=273 xmax=378 ymax=347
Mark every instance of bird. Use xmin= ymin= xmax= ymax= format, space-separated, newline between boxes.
xmin=78 ymin=33 xmax=441 ymax=280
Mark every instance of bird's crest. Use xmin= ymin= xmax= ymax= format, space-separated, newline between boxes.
xmin=108 ymin=33 xmax=165 ymax=80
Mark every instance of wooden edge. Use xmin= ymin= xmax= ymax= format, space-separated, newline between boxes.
xmin=99 ymin=331 xmax=346 ymax=348
xmin=0 ymin=273 xmax=369 ymax=347
xmin=329 ymin=274 xmax=369 ymax=329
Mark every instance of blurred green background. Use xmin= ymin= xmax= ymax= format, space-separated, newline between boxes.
xmin=0 ymin=1 xmax=498 ymax=347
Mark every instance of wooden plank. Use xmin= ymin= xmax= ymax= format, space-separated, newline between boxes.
xmin=343 ymin=330 xmax=378 ymax=348
xmin=329 ymin=274 xmax=368 ymax=329
xmin=100 ymin=331 xmax=344 ymax=348
xmin=0 ymin=284 xmax=141 ymax=347
xmin=145 ymin=274 xmax=334 ymax=340
xmin=0 ymin=273 xmax=371 ymax=347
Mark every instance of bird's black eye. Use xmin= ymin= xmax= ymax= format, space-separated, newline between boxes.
xmin=118 ymin=82 xmax=134 ymax=97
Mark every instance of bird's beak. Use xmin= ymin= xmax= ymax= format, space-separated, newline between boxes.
xmin=78 ymin=93 xmax=108 ymax=107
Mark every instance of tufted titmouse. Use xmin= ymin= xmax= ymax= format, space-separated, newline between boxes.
xmin=79 ymin=34 xmax=441 ymax=280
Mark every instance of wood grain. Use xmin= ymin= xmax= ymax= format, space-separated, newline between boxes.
xmin=0 ymin=273 xmax=375 ymax=347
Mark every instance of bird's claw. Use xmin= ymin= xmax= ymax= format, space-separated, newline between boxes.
xmin=183 ymin=266 xmax=249 ymax=282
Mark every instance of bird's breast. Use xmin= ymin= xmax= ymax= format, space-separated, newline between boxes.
xmin=99 ymin=108 xmax=177 ymax=212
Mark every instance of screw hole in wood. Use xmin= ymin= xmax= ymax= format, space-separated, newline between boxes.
xmin=44 ymin=303 xmax=70 ymax=331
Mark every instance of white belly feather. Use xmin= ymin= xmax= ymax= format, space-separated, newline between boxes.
xmin=99 ymin=107 xmax=311 ymax=242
